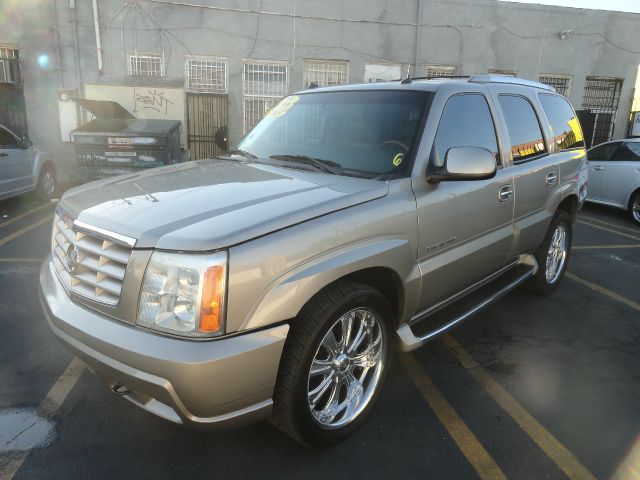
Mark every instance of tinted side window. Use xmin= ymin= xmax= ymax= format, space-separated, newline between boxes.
xmin=0 ymin=127 xmax=18 ymax=148
xmin=433 ymin=94 xmax=499 ymax=167
xmin=498 ymin=95 xmax=546 ymax=163
xmin=611 ymin=142 xmax=640 ymax=161
xmin=587 ymin=142 xmax=621 ymax=161
xmin=538 ymin=94 xmax=585 ymax=150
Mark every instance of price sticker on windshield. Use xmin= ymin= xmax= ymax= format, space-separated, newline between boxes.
xmin=266 ymin=96 xmax=300 ymax=118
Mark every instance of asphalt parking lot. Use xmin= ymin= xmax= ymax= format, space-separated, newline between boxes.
xmin=0 ymin=196 xmax=638 ymax=480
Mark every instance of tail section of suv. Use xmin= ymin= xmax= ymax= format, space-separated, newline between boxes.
xmin=40 ymin=75 xmax=587 ymax=446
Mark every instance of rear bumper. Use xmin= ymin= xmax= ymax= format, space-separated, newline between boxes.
xmin=40 ymin=257 xmax=289 ymax=430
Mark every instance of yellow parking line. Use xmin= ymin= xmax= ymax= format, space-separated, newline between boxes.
xmin=441 ymin=334 xmax=597 ymax=480
xmin=0 ymin=203 xmax=52 ymax=229
xmin=577 ymin=220 xmax=640 ymax=242
xmin=0 ymin=215 xmax=52 ymax=248
xmin=0 ymin=358 xmax=85 ymax=480
xmin=573 ymin=244 xmax=640 ymax=250
xmin=0 ymin=257 xmax=44 ymax=263
xmin=566 ymin=272 xmax=640 ymax=312
xmin=579 ymin=215 xmax=640 ymax=236
xmin=401 ymin=353 xmax=507 ymax=480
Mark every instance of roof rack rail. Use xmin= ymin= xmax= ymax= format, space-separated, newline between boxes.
xmin=392 ymin=75 xmax=471 ymax=82
xmin=468 ymin=75 xmax=555 ymax=92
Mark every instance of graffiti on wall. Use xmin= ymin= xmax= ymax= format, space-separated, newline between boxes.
xmin=134 ymin=89 xmax=174 ymax=115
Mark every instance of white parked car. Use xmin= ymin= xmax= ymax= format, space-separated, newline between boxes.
xmin=586 ymin=139 xmax=640 ymax=225
xmin=0 ymin=124 xmax=57 ymax=202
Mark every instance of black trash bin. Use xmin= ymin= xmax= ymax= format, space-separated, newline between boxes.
xmin=71 ymin=99 xmax=183 ymax=181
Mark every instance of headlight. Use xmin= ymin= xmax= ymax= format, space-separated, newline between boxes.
xmin=137 ymin=251 xmax=227 ymax=338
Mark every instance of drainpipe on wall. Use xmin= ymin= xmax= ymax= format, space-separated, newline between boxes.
xmin=92 ymin=0 xmax=103 ymax=72
xmin=70 ymin=2 xmax=82 ymax=95
xmin=52 ymin=0 xmax=64 ymax=87
xmin=414 ymin=0 xmax=423 ymax=77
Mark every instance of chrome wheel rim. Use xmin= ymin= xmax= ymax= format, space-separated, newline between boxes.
xmin=632 ymin=197 xmax=640 ymax=223
xmin=42 ymin=171 xmax=55 ymax=196
xmin=307 ymin=307 xmax=386 ymax=429
xmin=545 ymin=224 xmax=567 ymax=284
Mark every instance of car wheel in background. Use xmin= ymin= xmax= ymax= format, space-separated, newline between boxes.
xmin=524 ymin=210 xmax=572 ymax=295
xmin=271 ymin=280 xmax=392 ymax=447
xmin=36 ymin=163 xmax=57 ymax=201
xmin=630 ymin=191 xmax=640 ymax=226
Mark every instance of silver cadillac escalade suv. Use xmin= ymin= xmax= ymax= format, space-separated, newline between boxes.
xmin=40 ymin=75 xmax=588 ymax=446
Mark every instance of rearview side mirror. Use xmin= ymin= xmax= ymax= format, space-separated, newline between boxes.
xmin=428 ymin=146 xmax=497 ymax=182
xmin=21 ymin=136 xmax=33 ymax=149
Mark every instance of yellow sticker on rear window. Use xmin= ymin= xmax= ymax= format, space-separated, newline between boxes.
xmin=266 ymin=96 xmax=300 ymax=118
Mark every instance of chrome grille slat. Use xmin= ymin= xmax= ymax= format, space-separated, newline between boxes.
xmin=51 ymin=212 xmax=133 ymax=306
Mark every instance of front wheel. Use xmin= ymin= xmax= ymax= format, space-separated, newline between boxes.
xmin=629 ymin=191 xmax=640 ymax=226
xmin=525 ymin=211 xmax=572 ymax=295
xmin=36 ymin=164 xmax=57 ymax=201
xmin=271 ymin=281 xmax=392 ymax=447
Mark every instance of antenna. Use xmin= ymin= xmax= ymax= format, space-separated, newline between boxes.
xmin=401 ymin=65 xmax=413 ymax=84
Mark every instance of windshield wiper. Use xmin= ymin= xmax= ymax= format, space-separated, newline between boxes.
xmin=269 ymin=154 xmax=342 ymax=175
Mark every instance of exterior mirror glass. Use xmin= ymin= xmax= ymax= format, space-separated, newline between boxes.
xmin=21 ymin=136 xmax=33 ymax=149
xmin=429 ymin=146 xmax=497 ymax=181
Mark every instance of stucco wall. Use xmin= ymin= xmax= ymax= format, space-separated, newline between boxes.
xmin=2 ymin=0 xmax=640 ymax=180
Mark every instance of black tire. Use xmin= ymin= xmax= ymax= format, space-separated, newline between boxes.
xmin=271 ymin=280 xmax=393 ymax=447
xmin=629 ymin=190 xmax=640 ymax=226
xmin=524 ymin=210 xmax=572 ymax=295
xmin=36 ymin=163 xmax=57 ymax=201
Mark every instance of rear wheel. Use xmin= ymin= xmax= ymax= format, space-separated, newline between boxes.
xmin=36 ymin=163 xmax=56 ymax=201
xmin=271 ymin=281 xmax=392 ymax=447
xmin=525 ymin=211 xmax=572 ymax=295
xmin=630 ymin=191 xmax=640 ymax=226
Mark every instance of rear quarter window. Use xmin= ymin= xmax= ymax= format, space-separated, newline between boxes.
xmin=538 ymin=94 xmax=585 ymax=151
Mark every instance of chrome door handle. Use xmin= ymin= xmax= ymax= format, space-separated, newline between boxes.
xmin=593 ymin=166 xmax=604 ymax=171
xmin=499 ymin=184 xmax=513 ymax=202
xmin=545 ymin=172 xmax=557 ymax=185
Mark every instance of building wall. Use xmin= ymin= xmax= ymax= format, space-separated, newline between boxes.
xmin=2 ymin=0 xmax=640 ymax=180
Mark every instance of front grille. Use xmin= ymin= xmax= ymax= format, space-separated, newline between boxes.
xmin=51 ymin=212 xmax=132 ymax=306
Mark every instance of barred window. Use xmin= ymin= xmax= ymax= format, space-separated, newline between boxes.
xmin=242 ymin=61 xmax=288 ymax=133
xmin=303 ymin=60 xmax=348 ymax=88
xmin=489 ymin=69 xmax=516 ymax=77
xmin=426 ymin=65 xmax=456 ymax=78
xmin=0 ymin=46 xmax=21 ymax=85
xmin=582 ymin=77 xmax=623 ymax=111
xmin=185 ymin=56 xmax=227 ymax=94
xmin=129 ymin=53 xmax=164 ymax=77
xmin=538 ymin=75 xmax=572 ymax=97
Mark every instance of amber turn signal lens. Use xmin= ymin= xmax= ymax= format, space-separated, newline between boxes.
xmin=200 ymin=265 xmax=225 ymax=332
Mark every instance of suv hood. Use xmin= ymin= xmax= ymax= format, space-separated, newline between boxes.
xmin=61 ymin=159 xmax=389 ymax=251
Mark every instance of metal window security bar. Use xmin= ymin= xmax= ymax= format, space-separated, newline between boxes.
xmin=0 ymin=47 xmax=21 ymax=85
xmin=242 ymin=61 xmax=288 ymax=133
xmin=303 ymin=60 xmax=349 ymax=88
xmin=426 ymin=65 xmax=456 ymax=77
xmin=185 ymin=56 xmax=227 ymax=94
xmin=488 ymin=69 xmax=516 ymax=77
xmin=578 ymin=76 xmax=623 ymax=147
xmin=538 ymin=75 xmax=572 ymax=97
xmin=129 ymin=53 xmax=164 ymax=77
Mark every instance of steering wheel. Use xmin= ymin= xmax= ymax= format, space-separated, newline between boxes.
xmin=378 ymin=140 xmax=409 ymax=151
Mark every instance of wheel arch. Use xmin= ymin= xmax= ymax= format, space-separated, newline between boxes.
xmin=558 ymin=194 xmax=579 ymax=223
xmin=627 ymin=186 xmax=640 ymax=211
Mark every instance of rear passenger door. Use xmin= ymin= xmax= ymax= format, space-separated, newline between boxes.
xmin=599 ymin=142 xmax=639 ymax=206
xmin=586 ymin=142 xmax=622 ymax=201
xmin=496 ymin=94 xmax=558 ymax=254
xmin=414 ymin=93 xmax=514 ymax=310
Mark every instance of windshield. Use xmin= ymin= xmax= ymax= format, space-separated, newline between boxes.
xmin=237 ymin=90 xmax=433 ymax=177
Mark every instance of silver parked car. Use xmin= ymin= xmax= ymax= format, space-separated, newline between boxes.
xmin=586 ymin=139 xmax=640 ymax=225
xmin=0 ymin=124 xmax=57 ymax=201
xmin=40 ymin=75 xmax=588 ymax=446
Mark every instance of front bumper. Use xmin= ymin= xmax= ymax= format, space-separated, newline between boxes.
xmin=40 ymin=257 xmax=289 ymax=430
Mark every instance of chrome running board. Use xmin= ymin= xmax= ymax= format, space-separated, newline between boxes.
xmin=397 ymin=254 xmax=538 ymax=352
